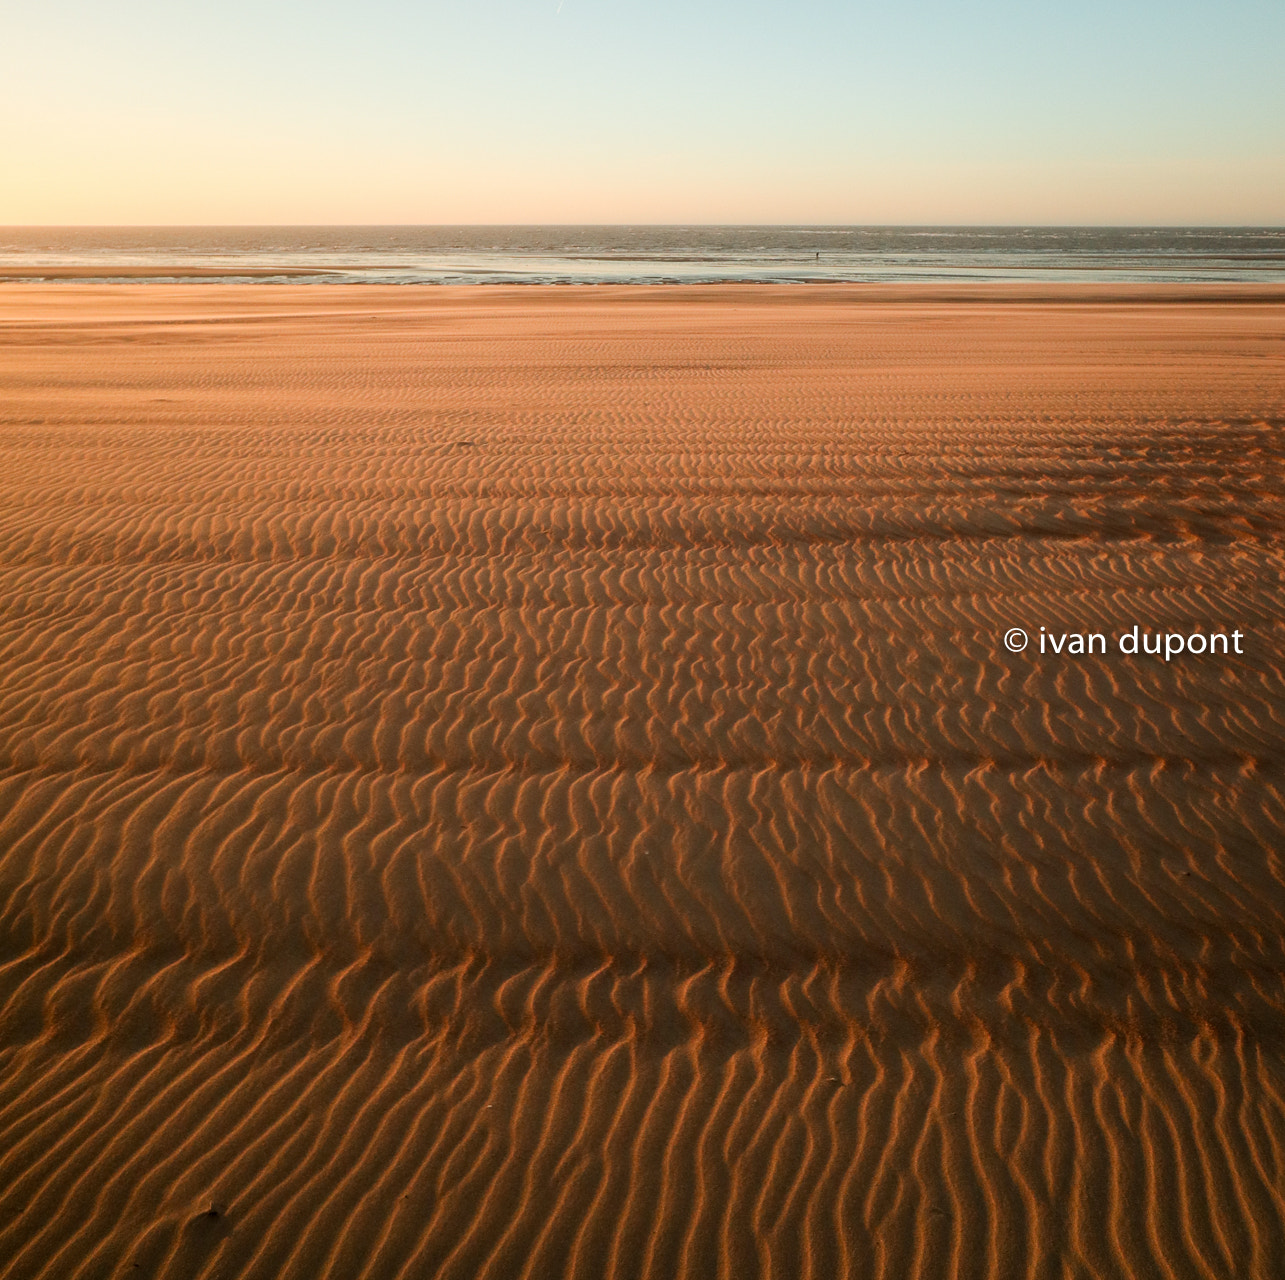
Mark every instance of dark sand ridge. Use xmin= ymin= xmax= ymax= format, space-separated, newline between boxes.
xmin=0 ymin=284 xmax=1283 ymax=1279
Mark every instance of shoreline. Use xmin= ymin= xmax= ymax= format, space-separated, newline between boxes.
xmin=2 ymin=272 xmax=1285 ymax=300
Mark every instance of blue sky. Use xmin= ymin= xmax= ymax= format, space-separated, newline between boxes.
xmin=3 ymin=0 xmax=1282 ymax=223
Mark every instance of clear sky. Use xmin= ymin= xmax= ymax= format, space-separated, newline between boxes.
xmin=3 ymin=0 xmax=1283 ymax=225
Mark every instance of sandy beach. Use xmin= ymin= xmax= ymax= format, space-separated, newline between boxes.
xmin=1 ymin=282 xmax=1283 ymax=1279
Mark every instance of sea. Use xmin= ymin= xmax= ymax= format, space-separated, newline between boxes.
xmin=2 ymin=226 xmax=1283 ymax=284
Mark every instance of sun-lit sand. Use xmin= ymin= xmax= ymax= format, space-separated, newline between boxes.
xmin=1 ymin=282 xmax=1283 ymax=1279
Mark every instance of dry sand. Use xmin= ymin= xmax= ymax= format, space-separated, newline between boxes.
xmin=1 ymin=283 xmax=1283 ymax=1279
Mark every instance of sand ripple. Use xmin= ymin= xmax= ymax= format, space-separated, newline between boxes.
xmin=1 ymin=284 xmax=1284 ymax=1278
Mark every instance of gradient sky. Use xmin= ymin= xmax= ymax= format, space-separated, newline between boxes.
xmin=4 ymin=0 xmax=1283 ymax=225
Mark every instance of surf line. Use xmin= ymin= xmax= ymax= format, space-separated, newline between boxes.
xmin=1038 ymin=626 xmax=1245 ymax=659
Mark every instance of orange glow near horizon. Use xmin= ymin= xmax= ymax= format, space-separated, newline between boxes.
xmin=3 ymin=0 xmax=1283 ymax=225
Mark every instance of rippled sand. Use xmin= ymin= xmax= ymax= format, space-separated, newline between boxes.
xmin=2 ymin=283 xmax=1284 ymax=1279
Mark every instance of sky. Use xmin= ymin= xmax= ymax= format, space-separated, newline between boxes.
xmin=3 ymin=0 xmax=1283 ymax=225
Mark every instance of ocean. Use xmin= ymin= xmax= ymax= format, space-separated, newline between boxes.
xmin=2 ymin=225 xmax=1283 ymax=284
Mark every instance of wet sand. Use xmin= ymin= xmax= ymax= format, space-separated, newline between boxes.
xmin=1 ymin=283 xmax=1284 ymax=1279
xmin=0 ymin=267 xmax=348 ymax=280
